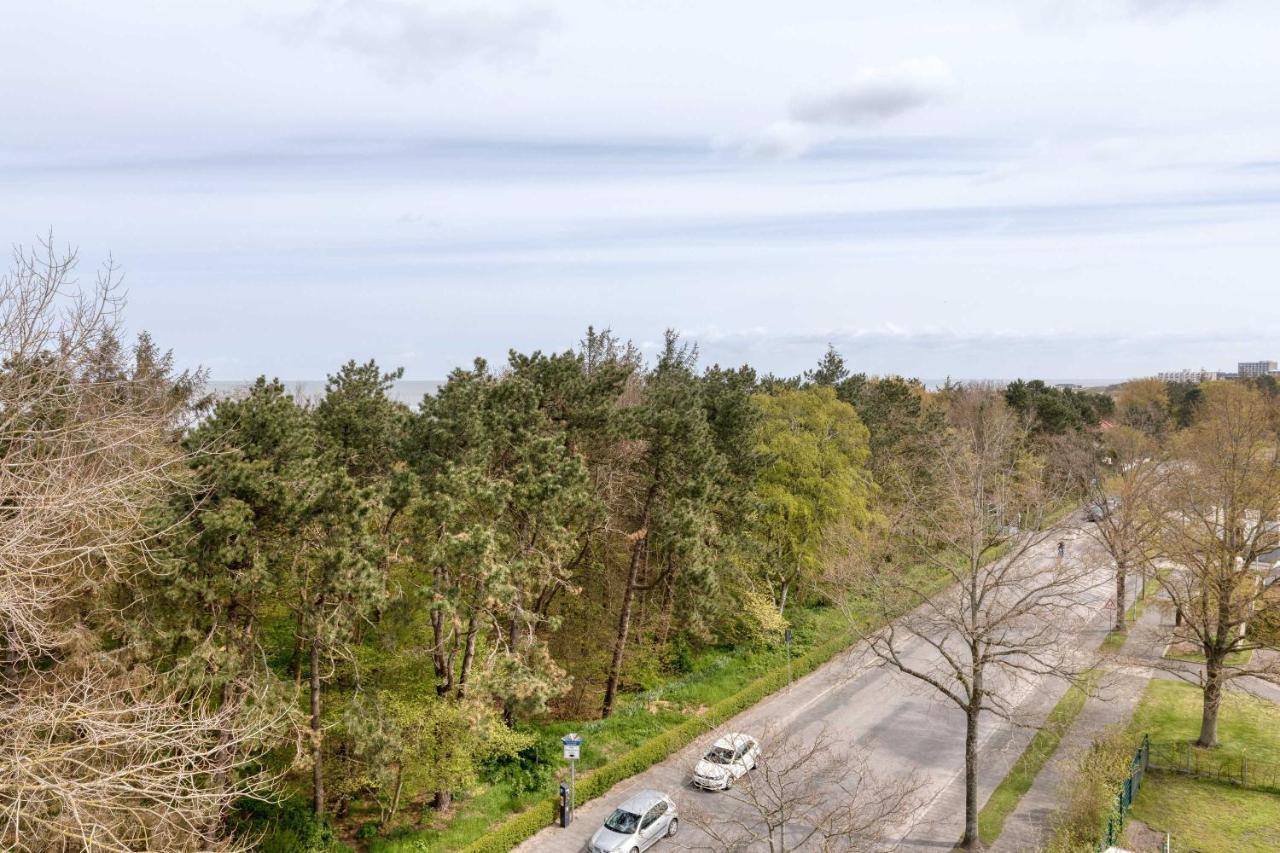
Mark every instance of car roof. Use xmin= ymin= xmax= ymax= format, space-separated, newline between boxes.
xmin=710 ymin=732 xmax=755 ymax=750
xmin=616 ymin=789 xmax=668 ymax=813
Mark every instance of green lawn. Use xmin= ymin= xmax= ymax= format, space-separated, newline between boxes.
xmin=1163 ymin=646 xmax=1254 ymax=667
xmin=1130 ymin=772 xmax=1280 ymax=852
xmin=1131 ymin=679 xmax=1280 ymax=765
xmin=1127 ymin=679 xmax=1280 ymax=851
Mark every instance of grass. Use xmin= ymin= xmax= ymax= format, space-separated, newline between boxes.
xmin=1129 ymin=772 xmax=1280 ymax=852
xmin=1164 ymin=646 xmax=1254 ymax=666
xmin=1131 ymin=679 xmax=1280 ymax=765
xmin=1126 ymin=678 xmax=1280 ymax=851
xmin=976 ymin=670 xmax=1101 ymax=845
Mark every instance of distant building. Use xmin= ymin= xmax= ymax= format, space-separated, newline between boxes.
xmin=1238 ymin=360 xmax=1277 ymax=377
xmin=1156 ymin=368 xmax=1219 ymax=383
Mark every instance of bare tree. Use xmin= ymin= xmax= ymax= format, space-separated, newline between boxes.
xmin=849 ymin=387 xmax=1103 ymax=850
xmin=681 ymin=726 xmax=920 ymax=852
xmin=1150 ymin=381 xmax=1280 ymax=747
xmin=1063 ymin=425 xmax=1168 ymax=633
xmin=0 ymin=238 xmax=276 ymax=850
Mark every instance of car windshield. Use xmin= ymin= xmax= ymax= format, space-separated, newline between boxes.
xmin=604 ymin=809 xmax=640 ymax=834
xmin=705 ymin=746 xmax=735 ymax=765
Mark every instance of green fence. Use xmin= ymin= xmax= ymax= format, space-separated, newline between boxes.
xmin=1147 ymin=739 xmax=1280 ymax=793
xmin=1098 ymin=734 xmax=1149 ymax=851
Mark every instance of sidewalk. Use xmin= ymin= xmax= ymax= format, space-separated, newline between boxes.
xmin=988 ymin=596 xmax=1165 ymax=852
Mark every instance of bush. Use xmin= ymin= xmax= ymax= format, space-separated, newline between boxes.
xmin=1043 ymin=726 xmax=1137 ymax=853
xmin=235 ymin=795 xmax=353 ymax=853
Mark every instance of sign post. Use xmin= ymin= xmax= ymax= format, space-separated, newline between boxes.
xmin=561 ymin=733 xmax=582 ymax=827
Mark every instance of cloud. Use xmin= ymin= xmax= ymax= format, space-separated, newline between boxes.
xmin=789 ymin=58 xmax=957 ymax=127
xmin=283 ymin=0 xmax=557 ymax=82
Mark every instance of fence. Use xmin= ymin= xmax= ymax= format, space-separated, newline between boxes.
xmin=1098 ymin=734 xmax=1149 ymax=851
xmin=1147 ymin=739 xmax=1280 ymax=793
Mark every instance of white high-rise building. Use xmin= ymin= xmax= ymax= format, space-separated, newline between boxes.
xmin=1238 ymin=360 xmax=1278 ymax=377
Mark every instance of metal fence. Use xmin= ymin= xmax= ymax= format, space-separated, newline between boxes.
xmin=1098 ymin=735 xmax=1149 ymax=851
xmin=1147 ymin=739 xmax=1280 ymax=792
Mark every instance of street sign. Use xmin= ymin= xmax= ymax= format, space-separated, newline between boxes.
xmin=562 ymin=733 xmax=582 ymax=761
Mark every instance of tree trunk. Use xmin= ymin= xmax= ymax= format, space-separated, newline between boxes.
xmin=456 ymin=610 xmax=479 ymax=698
xmin=1197 ymin=656 xmax=1223 ymax=748
xmin=602 ymin=486 xmax=655 ymax=719
xmin=1114 ymin=561 xmax=1128 ymax=633
xmin=602 ymin=535 xmax=644 ymax=718
xmin=310 ymin=634 xmax=325 ymax=816
xmin=961 ymin=705 xmax=981 ymax=849
xmin=385 ymin=763 xmax=404 ymax=827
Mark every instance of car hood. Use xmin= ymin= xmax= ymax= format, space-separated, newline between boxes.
xmin=589 ymin=826 xmax=633 ymax=851
xmin=694 ymin=759 xmax=729 ymax=779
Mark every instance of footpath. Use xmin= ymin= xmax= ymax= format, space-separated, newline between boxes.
xmin=988 ymin=598 xmax=1165 ymax=852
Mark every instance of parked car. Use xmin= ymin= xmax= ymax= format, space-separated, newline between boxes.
xmin=691 ymin=732 xmax=760 ymax=791
xmin=1087 ymin=497 xmax=1120 ymax=522
xmin=588 ymin=789 xmax=679 ymax=853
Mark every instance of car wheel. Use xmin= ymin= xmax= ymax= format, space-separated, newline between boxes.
xmin=667 ymin=818 xmax=679 ymax=837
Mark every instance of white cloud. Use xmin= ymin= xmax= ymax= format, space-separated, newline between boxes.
xmin=789 ymin=57 xmax=957 ymax=127
xmin=283 ymin=0 xmax=557 ymax=82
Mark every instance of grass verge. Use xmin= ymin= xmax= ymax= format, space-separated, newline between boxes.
xmin=976 ymin=670 xmax=1101 ymax=845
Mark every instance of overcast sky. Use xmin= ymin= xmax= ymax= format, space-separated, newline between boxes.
xmin=3 ymin=0 xmax=1279 ymax=381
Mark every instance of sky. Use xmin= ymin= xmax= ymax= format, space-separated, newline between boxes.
xmin=3 ymin=0 xmax=1279 ymax=382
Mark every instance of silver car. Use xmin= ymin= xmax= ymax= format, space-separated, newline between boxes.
xmin=587 ymin=789 xmax=679 ymax=853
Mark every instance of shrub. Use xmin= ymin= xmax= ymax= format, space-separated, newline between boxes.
xmin=1043 ymin=726 xmax=1137 ymax=853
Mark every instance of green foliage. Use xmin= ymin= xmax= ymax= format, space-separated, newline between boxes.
xmin=751 ymin=385 xmax=873 ymax=611
xmin=1004 ymin=378 xmax=1113 ymax=435
xmin=1043 ymin=726 xmax=1136 ymax=853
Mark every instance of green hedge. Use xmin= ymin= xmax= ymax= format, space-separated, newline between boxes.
xmin=455 ymin=628 xmax=856 ymax=853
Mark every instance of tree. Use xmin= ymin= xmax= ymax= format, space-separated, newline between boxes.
xmin=1070 ymin=425 xmax=1167 ymax=633
xmin=849 ymin=387 xmax=1100 ymax=849
xmin=752 ymin=386 xmax=873 ymax=614
xmin=1116 ymin=378 xmax=1171 ymax=435
xmin=601 ymin=332 xmax=724 ymax=718
xmin=0 ymin=238 xmax=271 ymax=850
xmin=1150 ymin=382 xmax=1280 ymax=747
xmin=683 ymin=727 xmax=919 ymax=852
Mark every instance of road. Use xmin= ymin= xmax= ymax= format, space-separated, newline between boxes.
xmin=515 ymin=524 xmax=1116 ymax=853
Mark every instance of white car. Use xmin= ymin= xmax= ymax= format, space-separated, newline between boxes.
xmin=588 ymin=789 xmax=679 ymax=853
xmin=691 ymin=732 xmax=760 ymax=791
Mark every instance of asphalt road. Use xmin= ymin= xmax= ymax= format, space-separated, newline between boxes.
xmin=515 ymin=525 xmax=1116 ymax=853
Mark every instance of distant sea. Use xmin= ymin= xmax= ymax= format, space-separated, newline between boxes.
xmin=208 ymin=380 xmax=443 ymax=406
xmin=208 ymin=377 xmax=1122 ymax=406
